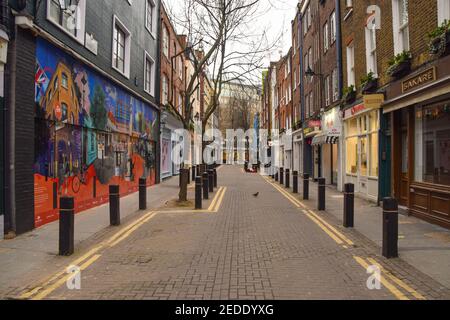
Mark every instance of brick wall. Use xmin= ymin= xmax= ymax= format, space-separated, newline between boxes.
xmin=160 ymin=5 xmax=186 ymax=114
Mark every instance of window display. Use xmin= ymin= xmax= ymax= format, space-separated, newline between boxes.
xmin=345 ymin=110 xmax=379 ymax=177
xmin=415 ymin=102 xmax=450 ymax=186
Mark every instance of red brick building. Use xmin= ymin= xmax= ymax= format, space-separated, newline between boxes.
xmin=160 ymin=4 xmax=186 ymax=180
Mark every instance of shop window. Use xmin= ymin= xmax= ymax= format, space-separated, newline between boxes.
xmin=414 ymin=103 xmax=450 ymax=186
xmin=346 ymin=137 xmax=358 ymax=174
xmin=360 ymin=137 xmax=368 ymax=176
xmin=370 ymin=133 xmax=379 ymax=176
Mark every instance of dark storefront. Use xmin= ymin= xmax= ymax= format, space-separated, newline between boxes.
xmin=384 ymin=56 xmax=450 ymax=229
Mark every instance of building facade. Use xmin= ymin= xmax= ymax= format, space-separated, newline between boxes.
xmin=4 ymin=0 xmax=160 ymax=236
xmin=160 ymin=4 xmax=186 ymax=180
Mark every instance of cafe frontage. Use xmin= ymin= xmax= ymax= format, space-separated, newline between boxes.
xmin=343 ymin=95 xmax=384 ymax=202
xmin=383 ymin=55 xmax=450 ymax=229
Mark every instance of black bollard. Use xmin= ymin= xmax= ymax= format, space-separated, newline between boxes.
xmin=285 ymin=169 xmax=290 ymax=189
xmin=343 ymin=183 xmax=355 ymax=228
xmin=195 ymin=177 xmax=202 ymax=210
xmin=213 ymin=169 xmax=218 ymax=188
xmin=192 ymin=166 xmax=196 ymax=182
xmin=280 ymin=168 xmax=284 ymax=185
xmin=318 ymin=178 xmax=326 ymax=211
xmin=202 ymin=173 xmax=209 ymax=200
xmin=275 ymin=168 xmax=279 ymax=182
xmin=383 ymin=198 xmax=399 ymax=259
xmin=303 ymin=173 xmax=310 ymax=200
xmin=139 ymin=178 xmax=147 ymax=211
xmin=208 ymin=169 xmax=214 ymax=192
xmin=59 ymin=197 xmax=75 ymax=256
xmin=109 ymin=185 xmax=121 ymax=226
xmin=293 ymin=171 xmax=299 ymax=194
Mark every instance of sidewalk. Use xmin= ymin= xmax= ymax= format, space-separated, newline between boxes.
xmin=273 ymin=173 xmax=450 ymax=289
xmin=0 ymin=176 xmax=184 ymax=296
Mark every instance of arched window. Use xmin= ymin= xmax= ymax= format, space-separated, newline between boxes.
xmin=162 ymin=25 xmax=169 ymax=58
xmin=365 ymin=15 xmax=378 ymax=75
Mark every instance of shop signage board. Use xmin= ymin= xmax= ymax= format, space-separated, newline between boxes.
xmin=344 ymin=94 xmax=384 ymax=120
xmin=323 ymin=107 xmax=342 ymax=136
xmin=402 ymin=67 xmax=436 ymax=94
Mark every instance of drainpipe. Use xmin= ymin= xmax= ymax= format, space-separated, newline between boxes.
xmin=299 ymin=10 xmax=305 ymax=174
xmin=336 ymin=0 xmax=343 ymax=99
xmin=5 ymin=22 xmax=16 ymax=237
xmin=335 ymin=0 xmax=343 ymax=191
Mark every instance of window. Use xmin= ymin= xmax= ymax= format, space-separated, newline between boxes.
xmin=346 ymin=43 xmax=355 ymax=86
xmin=61 ymin=73 xmax=69 ymax=89
xmin=162 ymin=75 xmax=169 ymax=105
xmin=144 ymin=52 xmax=155 ymax=95
xmin=47 ymin=0 xmax=86 ymax=43
xmin=392 ymin=0 xmax=410 ymax=54
xmin=365 ymin=16 xmax=378 ymax=75
xmin=293 ymin=69 xmax=297 ymax=90
xmin=178 ymin=92 xmax=183 ymax=114
xmin=145 ymin=0 xmax=156 ymax=35
xmin=332 ymin=68 xmax=338 ymax=102
xmin=345 ymin=111 xmax=379 ymax=177
xmin=323 ymin=22 xmax=329 ymax=52
xmin=324 ymin=75 xmax=330 ymax=106
xmin=438 ymin=0 xmax=450 ymax=24
xmin=414 ymin=102 xmax=450 ymax=186
xmin=112 ymin=16 xmax=131 ymax=78
xmin=330 ymin=11 xmax=336 ymax=43
xmin=162 ymin=25 xmax=169 ymax=58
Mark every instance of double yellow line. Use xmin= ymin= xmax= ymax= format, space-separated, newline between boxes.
xmin=20 ymin=210 xmax=158 ymax=300
xmin=19 ymin=187 xmax=229 ymax=300
xmin=264 ymin=177 xmax=353 ymax=247
xmin=263 ymin=176 xmax=426 ymax=301
xmin=354 ymin=256 xmax=426 ymax=300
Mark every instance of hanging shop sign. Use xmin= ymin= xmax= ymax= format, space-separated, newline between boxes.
xmin=323 ymin=107 xmax=342 ymax=136
xmin=402 ymin=67 xmax=436 ymax=94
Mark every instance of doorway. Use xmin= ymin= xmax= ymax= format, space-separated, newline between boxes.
xmin=394 ymin=109 xmax=409 ymax=207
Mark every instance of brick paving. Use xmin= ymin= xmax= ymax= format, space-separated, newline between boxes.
xmin=19 ymin=165 xmax=448 ymax=300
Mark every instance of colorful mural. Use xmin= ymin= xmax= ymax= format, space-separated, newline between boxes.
xmin=34 ymin=38 xmax=159 ymax=227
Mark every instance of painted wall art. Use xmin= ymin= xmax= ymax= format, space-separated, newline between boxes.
xmin=34 ymin=38 xmax=159 ymax=227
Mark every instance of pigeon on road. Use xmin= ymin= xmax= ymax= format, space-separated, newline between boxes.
xmin=253 ymin=192 xmax=259 ymax=197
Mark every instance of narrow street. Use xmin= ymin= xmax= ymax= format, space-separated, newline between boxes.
xmin=11 ymin=166 xmax=449 ymax=300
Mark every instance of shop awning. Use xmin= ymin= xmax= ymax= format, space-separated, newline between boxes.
xmin=311 ymin=134 xmax=339 ymax=145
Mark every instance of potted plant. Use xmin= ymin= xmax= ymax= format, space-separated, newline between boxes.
xmin=343 ymin=85 xmax=356 ymax=104
xmin=360 ymin=72 xmax=378 ymax=94
xmin=387 ymin=51 xmax=412 ymax=79
xmin=428 ymin=20 xmax=450 ymax=57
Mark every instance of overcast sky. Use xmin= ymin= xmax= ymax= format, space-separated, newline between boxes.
xmin=163 ymin=0 xmax=298 ymax=66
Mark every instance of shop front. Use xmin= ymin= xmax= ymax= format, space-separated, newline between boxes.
xmin=303 ymin=120 xmax=322 ymax=180
xmin=383 ymin=57 xmax=450 ymax=229
xmin=160 ymin=111 xmax=184 ymax=180
xmin=292 ymin=129 xmax=303 ymax=174
xmin=343 ymin=95 xmax=383 ymax=202
xmin=312 ymin=107 xmax=342 ymax=188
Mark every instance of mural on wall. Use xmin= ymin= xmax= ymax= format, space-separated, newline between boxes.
xmin=34 ymin=38 xmax=159 ymax=227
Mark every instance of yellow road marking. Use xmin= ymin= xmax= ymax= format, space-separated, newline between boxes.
xmin=264 ymin=176 xmax=354 ymax=246
xmin=208 ymin=187 xmax=224 ymax=211
xmin=108 ymin=212 xmax=158 ymax=247
xmin=212 ymin=187 xmax=227 ymax=212
xmin=354 ymin=256 xmax=409 ymax=301
xmin=367 ymin=258 xmax=426 ymax=300
xmin=19 ymin=244 xmax=103 ymax=299
xmin=304 ymin=211 xmax=344 ymax=245
xmin=32 ymin=254 xmax=101 ymax=301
